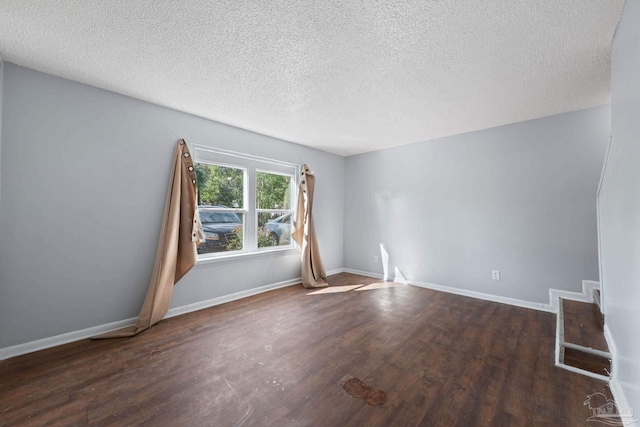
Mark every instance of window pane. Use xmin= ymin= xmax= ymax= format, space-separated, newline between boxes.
xmin=195 ymin=163 xmax=244 ymax=208
xmin=197 ymin=211 xmax=244 ymax=254
xmin=256 ymin=172 xmax=291 ymax=210
xmin=258 ymin=212 xmax=292 ymax=247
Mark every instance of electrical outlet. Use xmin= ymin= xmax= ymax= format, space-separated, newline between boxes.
xmin=373 ymin=255 xmax=379 ymax=263
xmin=492 ymin=270 xmax=500 ymax=280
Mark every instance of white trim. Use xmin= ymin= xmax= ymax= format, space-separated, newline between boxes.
xmin=596 ymin=135 xmax=613 ymax=315
xmin=0 ymin=317 xmax=137 ymax=361
xmin=0 ymin=268 xmax=604 ymax=364
xmin=341 ymin=269 xmax=607 ymax=314
xmin=192 ymin=145 xmax=299 ymax=256
xmin=597 ymin=135 xmax=612 ymax=203
xmin=0 ymin=276 xmax=303 ymax=361
xmin=342 ymin=268 xmax=554 ymax=312
xmin=561 ymin=341 xmax=611 ymax=359
xmin=164 ymin=277 xmax=301 ymax=319
xmin=556 ymin=362 xmax=611 ymax=382
xmin=609 ymin=378 xmax=636 ymax=426
xmin=343 ymin=268 xmax=385 ymax=280
xmin=191 ymin=144 xmax=300 ymax=170
xmin=195 ymin=246 xmax=300 ymax=266
xmin=548 ymin=280 xmax=601 ymax=313
xmin=555 ymin=297 xmax=565 ymax=369
xmin=604 ymin=324 xmax=619 ymax=383
xmin=0 ymin=268 xmax=347 ymax=360
xmin=604 ymin=323 xmax=635 ymax=424
xmin=409 ymin=280 xmax=554 ymax=312
xmin=554 ymin=297 xmax=611 ymax=382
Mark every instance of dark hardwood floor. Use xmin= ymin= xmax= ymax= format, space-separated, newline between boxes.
xmin=561 ymin=299 xmax=611 ymax=376
xmin=562 ymin=300 xmax=608 ymax=352
xmin=0 ymin=273 xmax=613 ymax=426
xmin=563 ymin=348 xmax=611 ymax=377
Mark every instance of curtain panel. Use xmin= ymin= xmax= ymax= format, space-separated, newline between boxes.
xmin=94 ymin=138 xmax=204 ymax=338
xmin=292 ymin=164 xmax=328 ymax=288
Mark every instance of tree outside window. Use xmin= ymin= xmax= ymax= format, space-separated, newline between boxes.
xmin=195 ymin=162 xmax=294 ymax=254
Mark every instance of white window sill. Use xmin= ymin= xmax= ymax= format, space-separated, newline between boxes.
xmin=195 ymin=246 xmax=301 ymax=267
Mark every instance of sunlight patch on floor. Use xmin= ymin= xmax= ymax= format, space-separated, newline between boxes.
xmin=306 ymin=285 xmax=364 ymax=295
xmin=306 ymin=281 xmax=407 ymax=295
xmin=354 ymin=282 xmax=405 ymax=291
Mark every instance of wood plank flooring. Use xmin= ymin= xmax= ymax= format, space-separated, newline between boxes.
xmin=560 ymin=299 xmax=611 ymax=377
xmin=562 ymin=300 xmax=608 ymax=352
xmin=0 ymin=273 xmax=613 ymax=426
xmin=563 ymin=348 xmax=611 ymax=377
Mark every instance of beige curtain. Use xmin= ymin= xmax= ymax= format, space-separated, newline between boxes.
xmin=292 ymin=164 xmax=328 ymax=288
xmin=94 ymin=138 xmax=204 ymax=338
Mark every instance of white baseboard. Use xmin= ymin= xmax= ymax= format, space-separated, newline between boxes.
xmin=0 ymin=317 xmax=137 ymax=361
xmin=164 ymin=277 xmax=302 ymax=319
xmin=0 ymin=268 xmax=602 ymax=362
xmin=343 ymin=268 xmax=553 ymax=312
xmin=609 ymin=376 xmax=636 ymax=426
xmin=604 ymin=324 xmax=618 ymax=379
xmin=604 ymin=324 xmax=636 ymax=424
xmin=410 ymin=279 xmax=554 ymax=312
xmin=168 ymin=268 xmax=348 ymax=321
xmin=343 ymin=268 xmax=384 ymax=280
xmin=0 ymin=276 xmax=303 ymax=361
xmin=548 ymin=280 xmax=600 ymax=313
xmin=344 ymin=268 xmax=603 ymax=315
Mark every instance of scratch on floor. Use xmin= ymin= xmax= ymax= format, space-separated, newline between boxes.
xmin=224 ymin=376 xmax=241 ymax=400
xmin=241 ymin=388 xmax=258 ymax=405
xmin=232 ymin=402 xmax=253 ymax=427
xmin=231 ymin=387 xmax=259 ymax=427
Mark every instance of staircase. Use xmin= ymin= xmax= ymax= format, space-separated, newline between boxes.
xmin=556 ymin=289 xmax=611 ymax=381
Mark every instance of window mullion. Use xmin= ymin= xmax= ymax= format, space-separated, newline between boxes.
xmin=246 ymin=166 xmax=257 ymax=251
xmin=194 ymin=149 xmax=298 ymax=258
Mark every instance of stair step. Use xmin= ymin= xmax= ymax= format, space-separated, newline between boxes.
xmin=557 ymin=297 xmax=611 ymax=380
xmin=562 ymin=299 xmax=607 ymax=351
xmin=563 ymin=347 xmax=611 ymax=377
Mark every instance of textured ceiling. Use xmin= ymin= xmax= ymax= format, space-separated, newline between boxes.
xmin=0 ymin=1 xmax=625 ymax=156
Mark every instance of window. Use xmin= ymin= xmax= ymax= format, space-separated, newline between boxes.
xmin=193 ymin=146 xmax=298 ymax=257
xmin=257 ymin=171 xmax=293 ymax=248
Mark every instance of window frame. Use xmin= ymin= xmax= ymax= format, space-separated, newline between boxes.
xmin=192 ymin=145 xmax=299 ymax=261
xmin=256 ymin=168 xmax=296 ymax=249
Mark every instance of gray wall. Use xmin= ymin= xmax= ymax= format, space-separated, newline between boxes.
xmin=600 ymin=0 xmax=640 ymax=412
xmin=0 ymin=54 xmax=3 ymax=213
xmin=344 ymin=106 xmax=610 ymax=303
xmin=0 ymin=59 xmax=617 ymax=364
xmin=0 ymin=64 xmax=345 ymax=349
